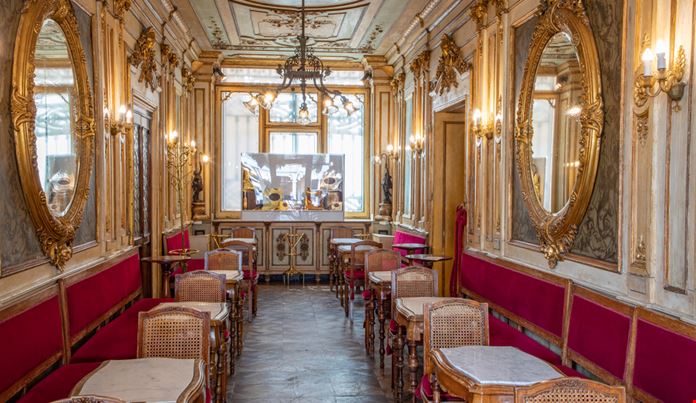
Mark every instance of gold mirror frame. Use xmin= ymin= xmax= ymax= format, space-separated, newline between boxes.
xmin=11 ymin=0 xmax=95 ymax=270
xmin=515 ymin=0 xmax=603 ymax=268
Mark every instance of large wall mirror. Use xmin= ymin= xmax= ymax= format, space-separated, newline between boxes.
xmin=515 ymin=0 xmax=603 ymax=268
xmin=11 ymin=0 xmax=95 ymax=270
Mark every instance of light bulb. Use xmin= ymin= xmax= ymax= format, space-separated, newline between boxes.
xmin=190 ymin=140 xmax=196 ymax=148
xmin=642 ymin=48 xmax=654 ymax=76
xmin=103 ymin=107 xmax=110 ymax=119
xmin=297 ymin=104 xmax=310 ymax=125
xmin=495 ymin=113 xmax=503 ymax=123
xmin=472 ymin=108 xmax=482 ymax=124
xmin=201 ymin=154 xmax=210 ymax=163
xmin=386 ymin=144 xmax=394 ymax=153
xmin=263 ymin=92 xmax=275 ymax=104
xmin=249 ymin=96 xmax=258 ymax=106
xmin=655 ymin=40 xmax=667 ymax=70
xmin=344 ymin=101 xmax=356 ymax=115
xmin=169 ymin=130 xmax=178 ymax=143
xmin=125 ymin=110 xmax=132 ymax=123
xmin=118 ymin=105 xmax=127 ymax=118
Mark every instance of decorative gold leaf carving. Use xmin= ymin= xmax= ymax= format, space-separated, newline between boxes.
xmin=128 ymin=27 xmax=159 ymax=90
xmin=182 ymin=66 xmax=196 ymax=92
xmin=432 ymin=34 xmax=471 ymax=96
xmin=114 ymin=0 xmax=131 ymax=22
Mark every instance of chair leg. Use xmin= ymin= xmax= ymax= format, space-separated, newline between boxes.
xmin=252 ymin=283 xmax=258 ymax=317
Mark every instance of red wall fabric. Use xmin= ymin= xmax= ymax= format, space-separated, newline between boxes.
xmin=66 ymin=253 xmax=141 ymax=337
xmin=392 ymin=231 xmax=427 ymax=257
xmin=459 ymin=253 xmax=565 ymax=337
xmin=0 ymin=296 xmax=63 ymax=394
xmin=633 ymin=319 xmax=696 ymax=403
xmin=568 ymin=295 xmax=630 ymax=379
xmin=164 ymin=229 xmax=190 ymax=252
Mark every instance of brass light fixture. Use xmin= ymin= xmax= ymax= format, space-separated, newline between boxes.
xmin=471 ymin=108 xmax=500 ymax=139
xmin=104 ymin=104 xmax=133 ymax=136
xmin=635 ymin=41 xmax=686 ymax=111
xmin=243 ymin=0 xmax=358 ymax=123
xmin=409 ymin=135 xmax=425 ymax=157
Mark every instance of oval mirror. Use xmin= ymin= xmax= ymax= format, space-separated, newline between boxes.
xmin=35 ymin=19 xmax=78 ymax=217
xmin=529 ymin=32 xmax=583 ymax=213
xmin=515 ymin=0 xmax=603 ymax=268
xmin=11 ymin=0 xmax=95 ymax=270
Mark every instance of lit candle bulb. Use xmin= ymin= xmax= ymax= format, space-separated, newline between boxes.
xmin=473 ymin=108 xmax=482 ymax=125
xmin=118 ymin=104 xmax=127 ymax=119
xmin=386 ymin=144 xmax=394 ymax=153
xmin=103 ymin=107 xmax=110 ymax=120
xmin=642 ymin=48 xmax=654 ymax=77
xmin=655 ymin=40 xmax=667 ymax=70
xmin=168 ymin=130 xmax=178 ymax=143
xmin=201 ymin=154 xmax=210 ymax=163
xmin=125 ymin=110 xmax=132 ymax=123
xmin=190 ymin=140 xmax=196 ymax=149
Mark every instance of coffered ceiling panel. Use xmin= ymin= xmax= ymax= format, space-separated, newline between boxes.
xmin=179 ymin=0 xmax=425 ymax=60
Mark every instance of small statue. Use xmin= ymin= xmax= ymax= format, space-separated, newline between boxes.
xmin=191 ymin=167 xmax=203 ymax=202
xmin=381 ymin=167 xmax=393 ymax=204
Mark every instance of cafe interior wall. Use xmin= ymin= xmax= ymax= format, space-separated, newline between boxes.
xmin=384 ymin=0 xmax=696 ymax=322
xmin=0 ymin=0 xmax=203 ymax=307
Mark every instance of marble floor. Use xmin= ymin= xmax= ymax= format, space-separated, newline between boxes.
xmin=227 ymin=284 xmax=395 ymax=403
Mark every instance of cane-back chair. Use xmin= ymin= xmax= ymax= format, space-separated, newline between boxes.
xmin=420 ymin=299 xmax=489 ymax=402
xmin=221 ymin=240 xmax=258 ymax=320
xmin=342 ymin=241 xmax=382 ymax=319
xmin=229 ymin=227 xmax=256 ymax=239
xmin=205 ymin=248 xmax=242 ymax=272
xmin=174 ymin=271 xmax=226 ymax=303
xmin=514 ymin=378 xmax=626 ymax=403
xmin=137 ymin=307 xmax=211 ymax=377
xmin=329 ymin=226 xmax=357 ymax=292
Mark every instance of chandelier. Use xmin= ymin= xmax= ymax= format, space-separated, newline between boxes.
xmin=243 ymin=0 xmax=357 ymax=124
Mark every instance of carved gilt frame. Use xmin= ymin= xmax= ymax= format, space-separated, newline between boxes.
xmin=514 ymin=0 xmax=603 ymax=268
xmin=11 ymin=0 xmax=95 ymax=270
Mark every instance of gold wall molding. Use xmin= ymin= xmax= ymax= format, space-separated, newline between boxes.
xmin=514 ymin=0 xmax=603 ymax=268
xmin=11 ymin=0 xmax=95 ymax=269
xmin=128 ymin=27 xmax=159 ymax=91
xmin=432 ymin=34 xmax=471 ymax=96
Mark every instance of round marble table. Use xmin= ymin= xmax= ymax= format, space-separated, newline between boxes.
xmin=393 ymin=243 xmax=429 ymax=255
xmin=405 ymin=254 xmax=453 ymax=268
xmin=141 ymin=255 xmax=191 ymax=298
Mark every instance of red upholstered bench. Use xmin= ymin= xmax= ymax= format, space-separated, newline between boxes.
xmin=0 ymin=286 xmax=65 ymax=402
xmin=565 ymin=285 xmax=633 ymax=383
xmin=18 ymin=362 xmax=101 ymax=403
xmin=631 ymin=307 xmax=696 ymax=403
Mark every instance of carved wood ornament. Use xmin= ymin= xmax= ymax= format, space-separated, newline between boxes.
xmin=11 ymin=0 xmax=95 ymax=269
xmin=432 ymin=34 xmax=471 ymax=96
xmin=128 ymin=27 xmax=159 ymax=91
xmin=514 ymin=0 xmax=603 ymax=268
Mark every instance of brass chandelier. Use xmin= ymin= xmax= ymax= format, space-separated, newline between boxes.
xmin=243 ymin=0 xmax=357 ymax=124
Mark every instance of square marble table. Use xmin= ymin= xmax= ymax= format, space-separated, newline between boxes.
xmin=71 ymin=358 xmax=205 ymax=402
xmin=431 ymin=346 xmax=564 ymax=402
xmin=394 ymin=297 xmax=465 ymax=402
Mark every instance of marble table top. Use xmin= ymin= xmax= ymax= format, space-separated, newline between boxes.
xmin=337 ymin=244 xmax=379 ymax=253
xmin=406 ymin=254 xmax=453 ymax=262
xmin=330 ymin=238 xmax=362 ymax=245
xmin=436 ymin=346 xmax=563 ymax=386
xmin=368 ymin=271 xmax=392 ymax=284
xmin=208 ymin=269 xmax=244 ymax=284
xmin=222 ymin=237 xmax=257 ymax=245
xmin=395 ymin=297 xmax=462 ymax=321
xmin=393 ymin=243 xmax=429 ymax=250
xmin=72 ymin=358 xmax=204 ymax=402
xmin=152 ymin=301 xmax=229 ymax=322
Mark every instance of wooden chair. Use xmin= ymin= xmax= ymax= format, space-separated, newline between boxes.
xmin=220 ymin=240 xmax=258 ymax=321
xmin=175 ymin=271 xmax=226 ymax=303
xmin=205 ymin=248 xmax=242 ymax=272
xmin=329 ymin=226 xmax=356 ymax=294
xmin=342 ymin=241 xmax=382 ymax=320
xmin=421 ymin=299 xmax=489 ymax=402
xmin=230 ymin=226 xmax=256 ymax=239
xmin=514 ymin=378 xmax=626 ymax=403
xmin=137 ymin=307 xmax=211 ymax=399
xmin=363 ymin=249 xmax=407 ymax=357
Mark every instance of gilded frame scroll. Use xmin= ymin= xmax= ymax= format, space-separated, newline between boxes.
xmin=11 ymin=0 xmax=95 ymax=269
xmin=515 ymin=0 xmax=603 ymax=268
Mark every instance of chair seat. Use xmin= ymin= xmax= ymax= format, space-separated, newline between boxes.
xmin=417 ymin=374 xmax=464 ymax=402
xmin=362 ymin=290 xmax=372 ymax=300
xmin=343 ymin=270 xmax=365 ymax=280
xmin=18 ymin=362 xmax=102 ymax=403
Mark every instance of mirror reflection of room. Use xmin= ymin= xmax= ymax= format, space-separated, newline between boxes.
xmin=34 ymin=19 xmax=78 ymax=217
xmin=530 ymin=32 xmax=582 ymax=212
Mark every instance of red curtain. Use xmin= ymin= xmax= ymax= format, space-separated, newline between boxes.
xmin=449 ymin=205 xmax=467 ymax=296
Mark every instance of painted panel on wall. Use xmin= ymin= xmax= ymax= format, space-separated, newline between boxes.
xmin=510 ymin=1 xmax=622 ymax=264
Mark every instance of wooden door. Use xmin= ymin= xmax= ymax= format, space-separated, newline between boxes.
xmin=133 ymin=107 xmax=153 ymax=295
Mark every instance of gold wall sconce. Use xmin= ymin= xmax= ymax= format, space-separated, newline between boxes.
xmin=471 ymin=108 xmax=500 ymax=139
xmin=409 ymin=134 xmax=425 ymax=157
xmin=104 ymin=104 xmax=133 ymax=136
xmin=635 ymin=41 xmax=686 ymax=111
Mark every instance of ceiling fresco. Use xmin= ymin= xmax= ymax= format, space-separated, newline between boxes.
xmin=178 ymin=0 xmax=424 ymax=60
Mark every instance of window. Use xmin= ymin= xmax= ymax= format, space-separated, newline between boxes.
xmin=221 ymin=92 xmax=260 ymax=211
xmin=270 ymin=131 xmax=318 ymax=154
xmin=269 ymin=92 xmax=318 ymax=124
xmin=328 ymin=94 xmax=365 ymax=213
xmin=403 ymin=97 xmax=413 ymax=217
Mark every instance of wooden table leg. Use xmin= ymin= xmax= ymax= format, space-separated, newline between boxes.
xmin=364 ymin=294 xmax=372 ymax=355
xmin=368 ymin=294 xmax=375 ymax=357
xmin=396 ymin=325 xmax=405 ymax=403
xmin=161 ymin=263 xmax=172 ymax=298
xmin=408 ymin=338 xmax=418 ymax=402
xmin=378 ymin=297 xmax=386 ymax=369
xmin=215 ymin=325 xmax=224 ymax=403
xmin=236 ymin=283 xmax=244 ymax=357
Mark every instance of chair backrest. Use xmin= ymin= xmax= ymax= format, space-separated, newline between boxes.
xmin=137 ymin=307 xmax=210 ymax=377
xmin=391 ymin=266 xmax=437 ymax=299
xmin=514 ymin=378 xmax=626 ymax=403
xmin=175 ymin=271 xmax=226 ymax=303
xmin=364 ymin=249 xmax=405 ymax=274
xmin=423 ymin=299 xmax=489 ymax=374
xmin=230 ymin=227 xmax=256 ymax=239
xmin=350 ymin=241 xmax=383 ymax=265
xmin=205 ymin=248 xmax=242 ymax=272
xmin=220 ymin=240 xmax=255 ymax=270
xmin=331 ymin=226 xmax=355 ymax=240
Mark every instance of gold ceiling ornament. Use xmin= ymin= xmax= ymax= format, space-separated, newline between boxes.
xmin=514 ymin=0 xmax=603 ymax=268
xmin=469 ymin=0 xmax=488 ymax=31
xmin=409 ymin=50 xmax=431 ymax=82
xmin=390 ymin=71 xmax=405 ymax=93
xmin=113 ymin=0 xmax=131 ymax=22
xmin=181 ymin=66 xmax=195 ymax=92
xmin=11 ymin=0 xmax=95 ymax=270
xmin=128 ymin=27 xmax=159 ymax=90
xmin=432 ymin=34 xmax=471 ymax=96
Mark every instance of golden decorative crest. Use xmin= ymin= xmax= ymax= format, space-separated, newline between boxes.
xmin=11 ymin=0 xmax=95 ymax=269
xmin=409 ymin=50 xmax=430 ymax=82
xmin=514 ymin=0 xmax=603 ymax=268
xmin=470 ymin=0 xmax=487 ymax=31
xmin=432 ymin=34 xmax=471 ymax=96
xmin=113 ymin=0 xmax=131 ymax=22
xmin=128 ymin=27 xmax=159 ymax=90
xmin=182 ymin=66 xmax=195 ymax=92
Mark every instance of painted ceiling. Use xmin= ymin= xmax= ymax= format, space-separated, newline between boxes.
xmin=177 ymin=0 xmax=425 ymax=60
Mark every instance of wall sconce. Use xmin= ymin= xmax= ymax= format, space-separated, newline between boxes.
xmin=409 ymin=134 xmax=425 ymax=157
xmin=635 ymin=41 xmax=686 ymax=111
xmin=104 ymin=104 xmax=133 ymax=136
xmin=472 ymin=108 xmax=495 ymax=139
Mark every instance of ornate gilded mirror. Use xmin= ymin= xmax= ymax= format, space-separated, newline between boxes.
xmin=515 ymin=0 xmax=603 ymax=267
xmin=11 ymin=0 xmax=95 ymax=269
